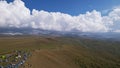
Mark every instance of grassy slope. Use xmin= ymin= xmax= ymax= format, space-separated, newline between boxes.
xmin=0 ymin=36 xmax=120 ymax=68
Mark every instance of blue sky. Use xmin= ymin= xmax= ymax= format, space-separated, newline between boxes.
xmin=7 ymin=0 xmax=120 ymax=15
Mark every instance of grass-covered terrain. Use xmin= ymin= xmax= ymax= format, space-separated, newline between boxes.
xmin=0 ymin=36 xmax=120 ymax=68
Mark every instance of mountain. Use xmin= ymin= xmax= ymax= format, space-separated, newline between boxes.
xmin=0 ymin=28 xmax=120 ymax=41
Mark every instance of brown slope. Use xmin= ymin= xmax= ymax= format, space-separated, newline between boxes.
xmin=23 ymin=46 xmax=80 ymax=68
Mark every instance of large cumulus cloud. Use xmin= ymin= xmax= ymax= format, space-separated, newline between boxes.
xmin=0 ymin=0 xmax=120 ymax=32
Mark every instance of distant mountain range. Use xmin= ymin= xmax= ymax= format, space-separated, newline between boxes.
xmin=0 ymin=27 xmax=120 ymax=41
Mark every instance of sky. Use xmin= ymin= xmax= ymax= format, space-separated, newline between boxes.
xmin=6 ymin=0 xmax=120 ymax=15
xmin=0 ymin=0 xmax=120 ymax=33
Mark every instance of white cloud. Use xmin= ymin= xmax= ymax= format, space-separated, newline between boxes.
xmin=0 ymin=0 xmax=31 ymax=28
xmin=114 ymin=30 xmax=120 ymax=32
xmin=0 ymin=0 xmax=120 ymax=32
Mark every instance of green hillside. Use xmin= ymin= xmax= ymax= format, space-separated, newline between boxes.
xmin=0 ymin=36 xmax=120 ymax=68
